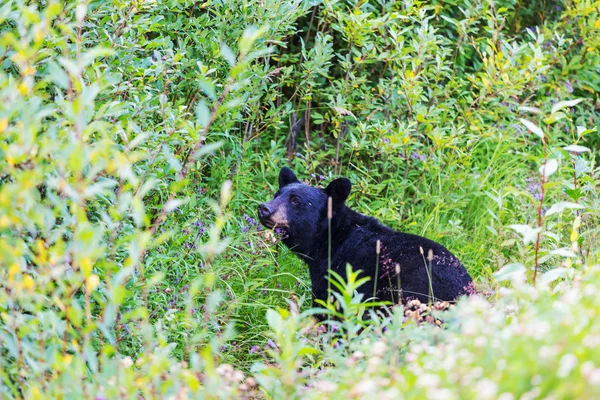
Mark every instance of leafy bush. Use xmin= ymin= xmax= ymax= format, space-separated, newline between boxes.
xmin=0 ymin=0 xmax=598 ymax=398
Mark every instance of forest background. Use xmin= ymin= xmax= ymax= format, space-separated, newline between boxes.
xmin=1 ymin=0 xmax=599 ymax=398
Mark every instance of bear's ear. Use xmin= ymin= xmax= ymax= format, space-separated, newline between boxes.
xmin=325 ymin=178 xmax=352 ymax=206
xmin=279 ymin=167 xmax=299 ymax=188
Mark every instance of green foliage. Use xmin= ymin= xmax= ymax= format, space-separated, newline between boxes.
xmin=255 ymin=265 xmax=600 ymax=399
xmin=0 ymin=0 xmax=599 ymax=398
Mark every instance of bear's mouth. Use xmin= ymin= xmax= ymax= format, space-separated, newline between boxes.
xmin=259 ymin=218 xmax=287 ymax=232
xmin=259 ymin=218 xmax=275 ymax=229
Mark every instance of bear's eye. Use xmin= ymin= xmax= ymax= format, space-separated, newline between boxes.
xmin=289 ymin=196 xmax=300 ymax=206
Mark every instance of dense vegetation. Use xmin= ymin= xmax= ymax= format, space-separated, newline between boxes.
xmin=1 ymin=0 xmax=599 ymax=397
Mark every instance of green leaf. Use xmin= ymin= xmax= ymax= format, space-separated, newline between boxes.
xmin=509 ymin=224 xmax=541 ymax=245
xmin=196 ymin=100 xmax=210 ymax=127
xmin=238 ymin=25 xmax=261 ymax=55
xmin=539 ymin=159 xmax=558 ymax=178
xmin=576 ymin=126 xmax=595 ymax=138
xmin=198 ymin=78 xmax=216 ymax=100
xmin=493 ymin=263 xmax=526 ymax=282
xmin=194 ymin=141 xmax=223 ymax=159
xmin=518 ymin=106 xmax=543 ymax=115
xmin=164 ymin=199 xmax=186 ymax=212
xmin=47 ymin=61 xmax=69 ymax=89
xmin=67 ymin=301 xmax=83 ymax=328
xmin=206 ymin=290 xmax=223 ymax=313
xmin=266 ymin=309 xmax=283 ymax=333
xmin=563 ymin=144 xmax=590 ymax=153
xmin=550 ymin=249 xmax=577 ymax=257
xmin=540 ymin=267 xmax=567 ymax=284
xmin=162 ymin=144 xmax=182 ymax=172
xmin=80 ymin=47 xmax=114 ymax=68
xmin=545 ymin=201 xmax=584 ymax=216
xmin=220 ymin=42 xmax=236 ymax=66
xmin=564 ymin=188 xmax=583 ymax=201
xmin=519 ymin=118 xmax=544 ymax=139
xmin=544 ymin=111 xmax=567 ymax=125
xmin=551 ymin=98 xmax=583 ymax=115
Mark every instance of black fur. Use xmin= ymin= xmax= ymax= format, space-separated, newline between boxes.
xmin=258 ymin=167 xmax=474 ymax=306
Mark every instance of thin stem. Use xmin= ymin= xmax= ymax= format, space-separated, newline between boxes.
xmin=573 ymin=153 xmax=585 ymax=262
xmin=395 ymin=263 xmax=402 ymax=304
xmin=533 ymin=124 xmax=549 ymax=282
xmin=373 ymin=240 xmax=381 ymax=299
xmin=427 ymin=249 xmax=434 ymax=305
xmin=327 ymin=197 xmax=332 ymax=306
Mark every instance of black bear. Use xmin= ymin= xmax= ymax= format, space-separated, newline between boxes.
xmin=257 ymin=167 xmax=473 ymax=307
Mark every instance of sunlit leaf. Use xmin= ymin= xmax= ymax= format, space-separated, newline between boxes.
xmin=539 ymin=159 xmax=558 ymax=178
xmin=563 ymin=144 xmax=590 ymax=153
xmin=545 ymin=202 xmax=584 ymax=216
xmin=518 ymin=106 xmax=543 ymax=115
xmin=493 ymin=263 xmax=526 ymax=282
xmin=509 ymin=224 xmax=541 ymax=245
xmin=519 ymin=118 xmax=544 ymax=139
xmin=551 ymin=98 xmax=583 ymax=115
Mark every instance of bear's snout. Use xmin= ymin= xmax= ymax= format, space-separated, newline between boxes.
xmin=258 ymin=203 xmax=273 ymax=220
xmin=257 ymin=201 xmax=289 ymax=229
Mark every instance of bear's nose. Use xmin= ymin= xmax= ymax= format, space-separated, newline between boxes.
xmin=258 ymin=203 xmax=272 ymax=220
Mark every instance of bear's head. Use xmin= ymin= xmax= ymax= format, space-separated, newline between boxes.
xmin=257 ymin=167 xmax=351 ymax=250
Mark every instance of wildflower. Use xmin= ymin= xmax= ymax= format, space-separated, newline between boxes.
xmin=319 ymin=175 xmax=325 ymax=180
xmin=383 ymin=137 xmax=390 ymax=144
xmin=527 ymin=179 xmax=542 ymax=200
xmin=411 ymin=151 xmax=427 ymax=161
xmin=566 ymin=80 xmax=574 ymax=93
xmin=311 ymin=173 xmax=316 ymax=178
xmin=241 ymin=225 xmax=248 ymax=233
xmin=243 ymin=214 xmax=257 ymax=226
xmin=267 ymin=338 xmax=277 ymax=349
xmin=541 ymin=75 xmax=547 ymax=83
xmin=249 ymin=345 xmax=259 ymax=355
xmin=276 ymin=283 xmax=281 ymax=289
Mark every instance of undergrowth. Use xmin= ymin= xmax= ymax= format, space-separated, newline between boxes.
xmin=0 ymin=0 xmax=599 ymax=398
